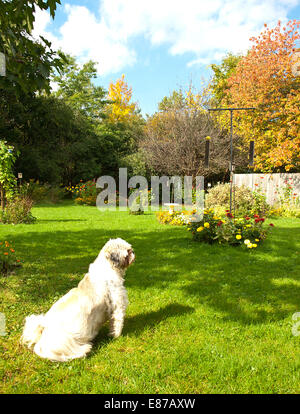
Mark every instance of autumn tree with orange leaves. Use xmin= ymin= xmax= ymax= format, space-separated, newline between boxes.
xmin=221 ymin=20 xmax=300 ymax=172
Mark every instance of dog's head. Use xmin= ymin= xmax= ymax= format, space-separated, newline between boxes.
xmin=102 ymin=238 xmax=135 ymax=270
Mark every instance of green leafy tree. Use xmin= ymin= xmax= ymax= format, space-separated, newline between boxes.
xmin=0 ymin=0 xmax=65 ymax=95
xmin=52 ymin=55 xmax=108 ymax=120
xmin=208 ymin=53 xmax=243 ymax=106
xmin=158 ymin=89 xmax=186 ymax=112
xmin=0 ymin=141 xmax=19 ymax=210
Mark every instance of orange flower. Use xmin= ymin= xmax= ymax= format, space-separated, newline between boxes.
xmin=4 ymin=252 xmax=8 ymax=255
xmin=10 ymin=249 xmax=15 ymax=253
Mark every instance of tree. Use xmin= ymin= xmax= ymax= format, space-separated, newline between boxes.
xmin=52 ymin=55 xmax=108 ymax=120
xmin=0 ymin=0 xmax=64 ymax=95
xmin=142 ymin=108 xmax=246 ymax=180
xmin=106 ymin=74 xmax=139 ymax=123
xmin=158 ymin=89 xmax=186 ymax=112
xmin=0 ymin=141 xmax=19 ymax=210
xmin=208 ymin=53 xmax=243 ymax=106
xmin=0 ymin=91 xmax=107 ymax=185
xmin=224 ymin=20 xmax=300 ymax=171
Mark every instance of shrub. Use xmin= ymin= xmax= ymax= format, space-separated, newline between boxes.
xmin=187 ymin=208 xmax=273 ymax=249
xmin=67 ymin=180 xmax=98 ymax=206
xmin=20 ymin=180 xmax=65 ymax=203
xmin=156 ymin=208 xmax=196 ymax=226
xmin=0 ymin=195 xmax=36 ymax=224
xmin=205 ymin=183 xmax=270 ymax=217
xmin=0 ymin=240 xmax=21 ymax=275
xmin=269 ymin=179 xmax=300 ymax=218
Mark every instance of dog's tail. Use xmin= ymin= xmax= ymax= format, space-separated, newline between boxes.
xmin=21 ymin=314 xmax=45 ymax=349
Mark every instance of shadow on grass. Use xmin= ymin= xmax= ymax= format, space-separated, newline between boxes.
xmin=91 ymin=303 xmax=194 ymax=353
xmin=37 ymin=219 xmax=87 ymax=223
xmin=7 ymin=213 xmax=300 ymax=326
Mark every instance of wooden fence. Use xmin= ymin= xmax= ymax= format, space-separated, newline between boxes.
xmin=234 ymin=173 xmax=300 ymax=205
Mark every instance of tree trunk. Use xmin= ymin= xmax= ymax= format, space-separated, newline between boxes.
xmin=0 ymin=184 xmax=5 ymax=211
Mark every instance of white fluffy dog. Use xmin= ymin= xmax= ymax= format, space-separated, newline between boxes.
xmin=21 ymin=238 xmax=135 ymax=362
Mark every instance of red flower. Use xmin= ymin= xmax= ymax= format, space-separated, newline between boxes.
xmin=245 ymin=216 xmax=250 ymax=220
xmin=269 ymin=223 xmax=274 ymax=227
xmin=260 ymin=218 xmax=265 ymax=222
xmin=226 ymin=212 xmax=233 ymax=218
xmin=225 ymin=210 xmax=230 ymax=212
xmin=255 ymin=218 xmax=260 ymax=223
xmin=217 ymin=221 xmax=223 ymax=226
xmin=253 ymin=214 xmax=259 ymax=218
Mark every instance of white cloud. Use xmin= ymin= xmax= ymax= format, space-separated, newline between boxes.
xmin=32 ymin=0 xmax=298 ymax=75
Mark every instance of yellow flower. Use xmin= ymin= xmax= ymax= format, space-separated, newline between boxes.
xmin=244 ymin=239 xmax=250 ymax=245
xmin=255 ymin=239 xmax=260 ymax=242
xmin=246 ymin=224 xmax=251 ymax=228
xmin=247 ymin=243 xmax=253 ymax=248
xmin=252 ymin=243 xmax=257 ymax=248
xmin=197 ymin=226 xmax=204 ymax=232
xmin=204 ymin=222 xmax=210 ymax=228
xmin=236 ymin=235 xmax=242 ymax=240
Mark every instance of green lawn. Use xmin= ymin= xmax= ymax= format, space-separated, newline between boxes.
xmin=0 ymin=202 xmax=300 ymax=393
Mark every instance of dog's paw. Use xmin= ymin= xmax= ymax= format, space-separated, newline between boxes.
xmin=108 ymin=331 xmax=121 ymax=338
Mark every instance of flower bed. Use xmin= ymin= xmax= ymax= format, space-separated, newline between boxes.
xmin=156 ymin=208 xmax=195 ymax=226
xmin=187 ymin=209 xmax=274 ymax=249
xmin=66 ymin=180 xmax=98 ymax=206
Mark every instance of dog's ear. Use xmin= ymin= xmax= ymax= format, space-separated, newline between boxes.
xmin=110 ymin=251 xmax=121 ymax=265
xmin=125 ymin=249 xmax=135 ymax=266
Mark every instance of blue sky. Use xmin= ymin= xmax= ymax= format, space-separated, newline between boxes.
xmin=33 ymin=0 xmax=300 ymax=116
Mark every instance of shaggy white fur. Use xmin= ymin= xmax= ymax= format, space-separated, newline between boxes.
xmin=21 ymin=238 xmax=135 ymax=362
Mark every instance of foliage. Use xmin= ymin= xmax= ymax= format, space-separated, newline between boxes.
xmin=1 ymin=93 xmax=104 ymax=185
xmin=222 ymin=20 xmax=300 ymax=172
xmin=0 ymin=195 xmax=36 ymax=224
xmin=51 ymin=55 xmax=108 ymax=120
xmin=187 ymin=209 xmax=272 ymax=248
xmin=156 ymin=208 xmax=195 ymax=226
xmin=0 ymin=140 xmax=19 ymax=209
xmin=66 ymin=180 xmax=98 ymax=206
xmin=208 ymin=53 xmax=242 ymax=106
xmin=268 ymin=177 xmax=300 ymax=218
xmin=205 ymin=183 xmax=270 ymax=217
xmin=0 ymin=240 xmax=21 ymax=275
xmin=120 ymin=150 xmax=149 ymax=178
xmin=20 ymin=180 xmax=65 ymax=203
xmin=142 ymin=108 xmax=246 ymax=179
xmin=106 ymin=74 xmax=138 ymax=123
xmin=95 ymin=120 xmax=144 ymax=177
xmin=0 ymin=0 xmax=65 ymax=95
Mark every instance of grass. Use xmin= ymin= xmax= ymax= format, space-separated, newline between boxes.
xmin=0 ymin=201 xmax=300 ymax=394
